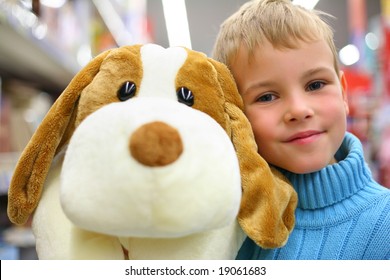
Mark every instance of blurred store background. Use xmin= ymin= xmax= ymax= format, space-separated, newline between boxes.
xmin=0 ymin=0 xmax=389 ymax=259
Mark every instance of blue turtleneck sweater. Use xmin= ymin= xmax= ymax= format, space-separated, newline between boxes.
xmin=237 ymin=132 xmax=390 ymax=260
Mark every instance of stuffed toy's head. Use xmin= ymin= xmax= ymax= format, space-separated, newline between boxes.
xmin=7 ymin=44 xmax=297 ymax=259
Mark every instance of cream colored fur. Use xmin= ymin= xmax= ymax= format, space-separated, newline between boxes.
xmin=32 ymin=45 xmax=246 ymax=259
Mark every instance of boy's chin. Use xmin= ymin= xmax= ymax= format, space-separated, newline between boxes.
xmin=278 ymin=157 xmax=337 ymax=174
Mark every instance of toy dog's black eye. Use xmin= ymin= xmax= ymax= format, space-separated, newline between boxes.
xmin=177 ymin=87 xmax=194 ymax=106
xmin=118 ymin=81 xmax=136 ymax=101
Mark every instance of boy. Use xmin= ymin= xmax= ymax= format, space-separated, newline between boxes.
xmin=213 ymin=0 xmax=390 ymax=259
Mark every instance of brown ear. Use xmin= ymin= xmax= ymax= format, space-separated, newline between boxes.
xmin=209 ymin=59 xmax=298 ymax=248
xmin=7 ymin=50 xmax=112 ymax=225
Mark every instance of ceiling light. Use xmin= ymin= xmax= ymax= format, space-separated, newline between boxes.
xmin=339 ymin=44 xmax=360 ymax=66
xmin=162 ymin=0 xmax=192 ymax=49
xmin=40 ymin=0 xmax=67 ymax=9
xmin=292 ymin=0 xmax=320 ymax=10
xmin=92 ymin=0 xmax=133 ymax=46
xmin=365 ymin=32 xmax=379 ymax=50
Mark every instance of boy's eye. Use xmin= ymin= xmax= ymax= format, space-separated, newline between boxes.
xmin=307 ymin=81 xmax=325 ymax=91
xmin=256 ymin=93 xmax=277 ymax=103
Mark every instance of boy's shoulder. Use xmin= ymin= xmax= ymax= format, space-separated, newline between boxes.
xmin=361 ymin=188 xmax=390 ymax=259
xmin=358 ymin=183 xmax=390 ymax=230
xmin=370 ymin=183 xmax=390 ymax=211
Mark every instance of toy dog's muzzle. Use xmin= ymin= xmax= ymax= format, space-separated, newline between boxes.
xmin=60 ymin=97 xmax=242 ymax=238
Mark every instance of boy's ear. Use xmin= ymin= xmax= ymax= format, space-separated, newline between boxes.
xmin=340 ymin=70 xmax=347 ymax=94
xmin=339 ymin=70 xmax=349 ymax=114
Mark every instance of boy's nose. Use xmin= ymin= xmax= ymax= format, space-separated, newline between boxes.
xmin=283 ymin=95 xmax=314 ymax=123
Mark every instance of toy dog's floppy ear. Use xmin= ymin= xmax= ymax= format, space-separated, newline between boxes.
xmin=7 ymin=50 xmax=112 ymax=225
xmin=208 ymin=59 xmax=298 ymax=249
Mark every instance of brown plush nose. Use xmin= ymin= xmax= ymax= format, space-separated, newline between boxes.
xmin=129 ymin=121 xmax=183 ymax=167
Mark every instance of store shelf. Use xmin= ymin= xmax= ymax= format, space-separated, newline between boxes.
xmin=0 ymin=6 xmax=80 ymax=94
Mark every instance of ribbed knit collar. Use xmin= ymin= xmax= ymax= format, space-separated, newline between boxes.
xmin=278 ymin=132 xmax=372 ymax=210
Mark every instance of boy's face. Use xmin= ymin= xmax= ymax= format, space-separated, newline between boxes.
xmin=231 ymin=40 xmax=349 ymax=174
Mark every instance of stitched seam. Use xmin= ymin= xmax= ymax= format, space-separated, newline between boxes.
xmin=317 ymin=228 xmax=329 ymax=259
xmin=339 ymin=218 xmax=358 ymax=258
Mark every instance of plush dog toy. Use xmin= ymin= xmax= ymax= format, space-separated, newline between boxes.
xmin=7 ymin=44 xmax=297 ymax=259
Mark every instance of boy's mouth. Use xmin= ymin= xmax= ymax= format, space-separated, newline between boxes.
xmin=284 ymin=130 xmax=323 ymax=143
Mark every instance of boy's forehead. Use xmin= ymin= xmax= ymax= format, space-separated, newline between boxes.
xmin=239 ymin=37 xmax=322 ymax=55
xmin=230 ymin=39 xmax=339 ymax=93
xmin=232 ymin=38 xmax=337 ymax=70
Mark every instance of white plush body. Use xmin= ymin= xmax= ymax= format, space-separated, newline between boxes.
xmin=32 ymin=45 xmax=246 ymax=259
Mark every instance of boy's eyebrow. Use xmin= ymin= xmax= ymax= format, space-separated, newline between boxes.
xmin=244 ymin=66 xmax=334 ymax=94
xmin=302 ymin=66 xmax=334 ymax=78
xmin=245 ymin=80 xmax=276 ymax=95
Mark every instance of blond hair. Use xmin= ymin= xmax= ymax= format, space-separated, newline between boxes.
xmin=212 ymin=0 xmax=339 ymax=73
